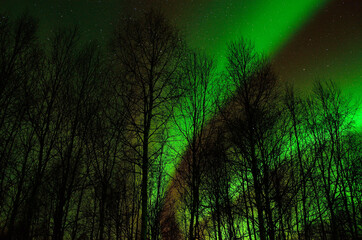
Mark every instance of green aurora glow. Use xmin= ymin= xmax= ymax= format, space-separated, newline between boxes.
xmin=166 ymin=0 xmax=334 ymax=179
xmin=165 ymin=0 xmax=362 ymax=163
xmin=1 ymin=2 xmax=360 ymax=236
xmin=163 ymin=1 xmax=361 ymax=236
xmin=182 ymin=0 xmax=328 ymax=59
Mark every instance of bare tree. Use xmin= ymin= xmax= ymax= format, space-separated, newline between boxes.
xmin=172 ymin=50 xmax=218 ymax=240
xmin=0 ymin=14 xmax=40 ymax=237
xmin=111 ymin=10 xmax=185 ymax=240
xmin=303 ymin=79 xmax=360 ymax=239
xmin=283 ymin=85 xmax=319 ymax=239
xmin=18 ymin=25 xmax=82 ymax=240
xmin=223 ymin=38 xmax=291 ymax=240
xmin=48 ymin=28 xmax=105 ymax=240
xmin=203 ymin=128 xmax=236 ymax=240
xmin=1 ymin=10 xmax=361 ymax=240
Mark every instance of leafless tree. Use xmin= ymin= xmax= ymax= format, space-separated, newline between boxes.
xmin=0 ymin=14 xmax=40 ymax=237
xmin=172 ymin=50 xmax=218 ymax=240
xmin=302 ymin=79 xmax=360 ymax=239
xmin=223 ymin=38 xmax=292 ymax=240
xmin=111 ymin=10 xmax=185 ymax=240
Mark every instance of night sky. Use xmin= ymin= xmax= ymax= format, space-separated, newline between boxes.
xmin=1 ymin=0 xmax=360 ymax=124
xmin=1 ymin=0 xmax=361 ymax=180
xmin=1 ymin=0 xmax=361 ymax=174
xmin=1 ymin=0 xmax=361 ymax=237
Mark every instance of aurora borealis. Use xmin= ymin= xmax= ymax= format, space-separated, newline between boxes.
xmin=1 ymin=0 xmax=361 ymax=239
xmin=1 ymin=0 xmax=360 ymax=125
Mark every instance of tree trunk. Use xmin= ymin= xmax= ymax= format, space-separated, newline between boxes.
xmin=141 ymin=127 xmax=150 ymax=240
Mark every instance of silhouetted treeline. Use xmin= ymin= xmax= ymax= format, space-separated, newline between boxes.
xmin=0 ymin=11 xmax=361 ymax=240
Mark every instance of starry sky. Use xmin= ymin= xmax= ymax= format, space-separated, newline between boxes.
xmin=1 ymin=0 xmax=361 ymax=183
xmin=1 ymin=0 xmax=361 ymax=123
xmin=2 ymin=2 xmax=360 ymax=95
xmin=1 ymin=1 xmax=360 ymax=236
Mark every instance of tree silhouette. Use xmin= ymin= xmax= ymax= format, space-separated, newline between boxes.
xmin=111 ymin=10 xmax=185 ymax=240
xmin=0 ymin=10 xmax=361 ymax=240
xmin=0 ymin=13 xmax=41 ymax=239
xmin=223 ymin=38 xmax=292 ymax=240
xmin=172 ymin=50 xmax=218 ymax=240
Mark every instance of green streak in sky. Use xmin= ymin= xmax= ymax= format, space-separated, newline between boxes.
xmin=161 ymin=5 xmax=341 ymax=230
xmin=182 ymin=0 xmax=329 ymax=65
xmin=165 ymin=0 xmax=331 ymax=176
xmin=164 ymin=2 xmax=360 ymax=236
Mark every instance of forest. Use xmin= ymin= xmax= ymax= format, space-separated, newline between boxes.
xmin=0 ymin=10 xmax=361 ymax=240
